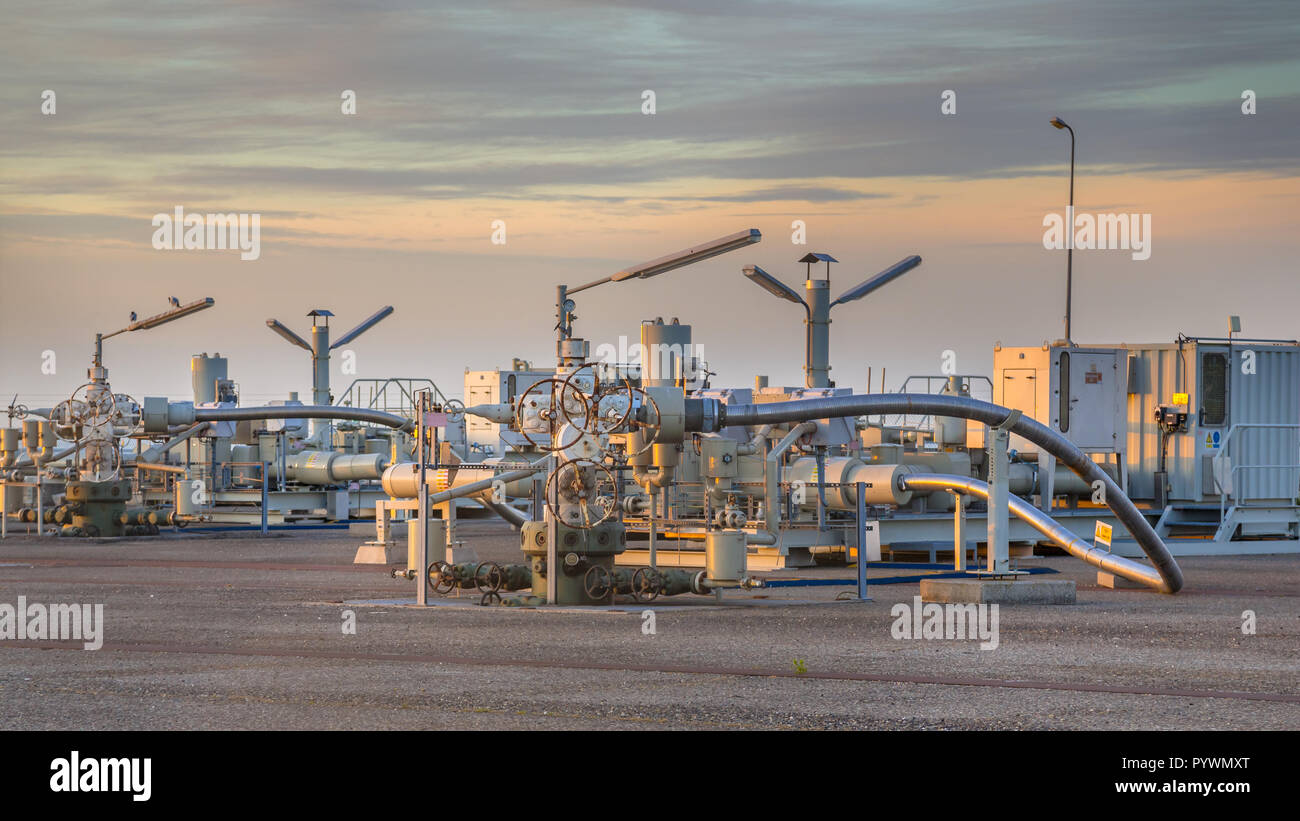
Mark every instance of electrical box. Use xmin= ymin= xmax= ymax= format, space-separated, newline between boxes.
xmin=993 ymin=344 xmax=1127 ymax=455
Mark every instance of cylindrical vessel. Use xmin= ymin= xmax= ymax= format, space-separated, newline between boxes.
xmin=640 ymin=317 xmax=692 ymax=388
xmin=191 ymin=353 xmax=229 ymax=405
xmin=705 ymin=530 xmax=747 ymax=584
xmin=934 ymin=377 xmax=969 ymax=446
xmin=788 ymin=457 xmax=915 ymax=508
xmin=175 ymin=479 xmax=202 ymax=515
xmin=407 ymin=518 xmax=448 ymax=570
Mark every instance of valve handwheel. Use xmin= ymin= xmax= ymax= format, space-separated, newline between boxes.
xmin=631 ymin=567 xmax=662 ymax=602
xmin=514 ymin=378 xmax=591 ymax=453
xmin=623 ymin=388 xmax=662 ymax=458
xmin=474 ymin=561 xmax=504 ymax=594
xmin=583 ymin=564 xmax=614 ymax=600
xmin=69 ymin=383 xmax=118 ymax=427
xmin=561 ymin=365 xmax=633 ymax=436
xmin=443 ymin=399 xmax=466 ymax=424
xmin=544 ymin=458 xmax=618 ymax=530
xmin=82 ymin=439 xmax=122 ymax=482
xmin=428 ymin=560 xmax=457 ymax=595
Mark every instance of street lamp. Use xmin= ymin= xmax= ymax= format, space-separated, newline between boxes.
xmin=742 ymin=254 xmax=922 ymax=388
xmin=1051 ymin=116 xmax=1076 ymax=345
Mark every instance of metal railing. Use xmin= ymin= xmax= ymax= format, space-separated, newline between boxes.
xmin=335 ymin=378 xmax=449 ymax=419
xmin=1213 ymin=423 xmax=1300 ymax=518
xmin=876 ymin=374 xmax=994 ymax=432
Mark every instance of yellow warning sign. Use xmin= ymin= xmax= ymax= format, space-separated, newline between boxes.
xmin=1094 ymin=521 xmax=1112 ymax=547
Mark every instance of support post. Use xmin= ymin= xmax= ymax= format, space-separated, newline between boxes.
xmin=545 ymin=452 xmax=558 ymax=604
xmin=855 ymin=481 xmax=870 ymax=601
xmin=951 ymin=491 xmax=966 ymax=572
xmin=648 ymin=486 xmax=657 ymax=569
xmin=987 ymin=412 xmax=1018 ymax=573
xmin=416 ymin=393 xmax=428 ymax=607
xmin=260 ymin=462 xmax=269 ymax=535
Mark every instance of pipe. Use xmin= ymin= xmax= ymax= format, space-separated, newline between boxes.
xmin=632 ymin=464 xmax=675 ymax=489
xmin=719 ymin=394 xmax=1183 ymax=593
xmin=141 ymin=422 xmax=209 ymax=463
xmin=736 ymin=424 xmax=772 ymax=455
xmin=135 ymin=462 xmax=187 ymax=475
xmin=902 ymin=473 xmax=1169 ymax=592
xmin=12 ymin=442 xmax=84 ymax=469
xmin=755 ymin=422 xmax=817 ymax=546
xmin=474 ymin=492 xmax=531 ymax=528
xmin=427 ymin=460 xmax=548 ymax=505
xmin=193 ymin=405 xmax=414 ymax=433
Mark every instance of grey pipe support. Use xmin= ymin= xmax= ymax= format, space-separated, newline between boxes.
xmin=761 ymin=422 xmax=817 ymax=545
xmin=719 ymin=394 xmax=1183 ymax=593
xmin=194 ymin=405 xmax=414 ymax=433
xmin=902 ymin=473 xmax=1170 ymax=592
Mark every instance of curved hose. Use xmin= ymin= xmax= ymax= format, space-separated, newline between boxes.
xmin=902 ymin=473 xmax=1169 ymax=591
xmin=718 ymin=393 xmax=1183 ymax=593
xmin=193 ymin=405 xmax=414 ymax=433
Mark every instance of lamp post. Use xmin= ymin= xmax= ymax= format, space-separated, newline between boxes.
xmin=1050 ymin=116 xmax=1075 ymax=345
xmin=742 ymin=254 xmax=921 ymax=388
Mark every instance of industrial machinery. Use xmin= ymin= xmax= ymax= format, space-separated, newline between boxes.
xmin=389 ymin=234 xmax=1189 ymax=609
xmin=8 ymin=227 xmax=1290 ymax=607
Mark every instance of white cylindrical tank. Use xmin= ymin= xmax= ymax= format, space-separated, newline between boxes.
xmin=705 ymin=530 xmax=747 ymax=584
xmin=175 ymin=479 xmax=202 ymax=515
xmin=191 ymin=353 xmax=229 ymax=405
xmin=640 ymin=317 xmax=692 ymax=388
xmin=407 ymin=519 xmax=448 ymax=571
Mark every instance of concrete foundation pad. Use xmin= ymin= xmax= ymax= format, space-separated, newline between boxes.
xmin=1096 ymin=571 xmax=1149 ymax=590
xmin=353 ymin=542 xmax=403 ymax=565
xmin=921 ymin=577 xmax=1076 ymax=605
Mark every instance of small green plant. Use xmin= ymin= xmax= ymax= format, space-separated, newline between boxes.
xmin=792 ymin=658 xmax=807 ymax=674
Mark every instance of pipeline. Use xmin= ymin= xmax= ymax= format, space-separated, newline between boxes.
xmin=140 ymin=422 xmax=209 ymax=463
xmin=752 ymin=422 xmax=817 ymax=546
xmin=716 ymin=394 xmax=1183 ymax=593
xmin=901 ymin=474 xmax=1168 ymax=591
xmin=192 ymin=405 xmax=414 ymax=433
xmin=474 ymin=492 xmax=531 ymax=529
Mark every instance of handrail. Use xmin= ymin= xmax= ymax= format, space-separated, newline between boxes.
xmin=1214 ymin=422 xmax=1300 ymax=519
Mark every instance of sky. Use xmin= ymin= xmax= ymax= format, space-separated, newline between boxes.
xmin=2 ymin=0 xmax=1298 ymax=410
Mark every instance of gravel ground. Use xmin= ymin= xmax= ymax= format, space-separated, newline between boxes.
xmin=1 ymin=521 xmax=1297 ymax=730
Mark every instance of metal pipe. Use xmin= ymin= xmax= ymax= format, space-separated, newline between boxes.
xmin=718 ymin=394 xmax=1183 ymax=593
xmin=193 ymin=405 xmax=414 ymax=433
xmin=140 ymin=422 xmax=209 ymax=463
xmin=427 ymin=460 xmax=548 ymax=505
xmin=902 ymin=473 xmax=1169 ymax=591
xmin=760 ymin=422 xmax=817 ymax=545
xmin=12 ymin=442 xmax=84 ymax=468
xmin=474 ymin=492 xmax=531 ymax=528
xmin=135 ymin=462 xmax=187 ymax=475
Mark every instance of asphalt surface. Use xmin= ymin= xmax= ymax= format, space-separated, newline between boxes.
xmin=1 ymin=521 xmax=1297 ymax=730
